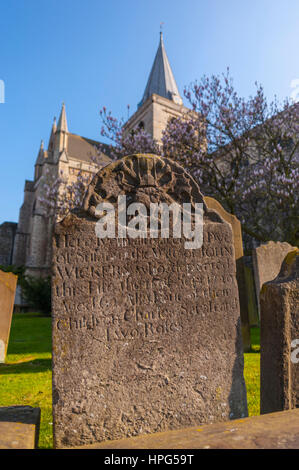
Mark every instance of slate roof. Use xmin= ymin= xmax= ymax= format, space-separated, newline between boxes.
xmin=67 ymin=133 xmax=112 ymax=165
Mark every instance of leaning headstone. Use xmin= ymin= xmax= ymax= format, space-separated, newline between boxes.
xmin=260 ymin=248 xmax=299 ymax=414
xmin=0 ymin=406 xmax=41 ymax=449
xmin=204 ymin=196 xmax=251 ymax=351
xmin=0 ymin=270 xmax=17 ymax=362
xmin=52 ymin=154 xmax=248 ymax=448
xmin=253 ymin=241 xmax=296 ymax=316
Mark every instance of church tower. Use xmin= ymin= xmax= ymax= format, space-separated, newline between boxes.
xmin=123 ymin=32 xmax=188 ymax=143
xmin=10 ymin=33 xmax=187 ymax=281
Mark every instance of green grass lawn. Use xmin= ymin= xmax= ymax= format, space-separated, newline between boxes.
xmin=0 ymin=313 xmax=260 ymax=448
xmin=244 ymin=327 xmax=260 ymax=416
xmin=0 ymin=313 xmax=52 ymax=449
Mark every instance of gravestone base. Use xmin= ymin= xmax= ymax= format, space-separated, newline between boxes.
xmin=75 ymin=408 xmax=299 ymax=449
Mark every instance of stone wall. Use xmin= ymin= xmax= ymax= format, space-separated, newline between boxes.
xmin=12 ymin=180 xmax=35 ymax=267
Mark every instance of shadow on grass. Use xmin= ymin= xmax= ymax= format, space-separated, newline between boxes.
xmin=13 ymin=312 xmax=51 ymax=319
xmin=7 ymin=342 xmax=52 ymax=355
xmin=0 ymin=358 xmax=52 ymax=374
xmin=8 ymin=314 xmax=52 ymax=355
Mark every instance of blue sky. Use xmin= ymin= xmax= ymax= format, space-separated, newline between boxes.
xmin=1 ymin=0 xmax=299 ymax=223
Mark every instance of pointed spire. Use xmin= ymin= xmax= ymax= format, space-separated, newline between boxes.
xmin=57 ymin=102 xmax=68 ymax=133
xmin=47 ymin=116 xmax=57 ymax=155
xmin=52 ymin=116 xmax=57 ymax=133
xmin=36 ymin=139 xmax=45 ymax=165
xmin=139 ymin=32 xmax=183 ymax=107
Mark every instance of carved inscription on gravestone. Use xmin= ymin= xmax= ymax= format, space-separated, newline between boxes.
xmin=52 ymin=154 xmax=248 ymax=448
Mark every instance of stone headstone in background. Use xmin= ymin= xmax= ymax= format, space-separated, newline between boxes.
xmin=243 ymin=257 xmax=259 ymax=327
xmin=260 ymin=248 xmax=299 ymax=414
xmin=0 ymin=406 xmax=41 ymax=449
xmin=0 ymin=270 xmax=17 ymax=362
xmin=253 ymin=241 xmax=296 ymax=316
xmin=204 ymin=196 xmax=251 ymax=351
xmin=52 ymin=154 xmax=248 ymax=448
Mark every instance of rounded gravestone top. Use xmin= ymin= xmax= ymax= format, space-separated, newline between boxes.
xmin=83 ymin=154 xmax=207 ymax=218
xmin=277 ymin=248 xmax=299 ymax=282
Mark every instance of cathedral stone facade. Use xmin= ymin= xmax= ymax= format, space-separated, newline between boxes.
xmin=9 ymin=33 xmax=188 ymax=277
xmin=12 ymin=107 xmax=111 ymax=277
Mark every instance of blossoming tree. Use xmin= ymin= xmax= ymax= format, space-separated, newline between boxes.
xmin=39 ymin=70 xmax=299 ymax=247
xmin=162 ymin=70 xmax=299 ymax=247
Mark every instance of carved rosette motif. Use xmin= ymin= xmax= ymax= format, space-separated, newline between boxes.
xmin=83 ymin=154 xmax=208 ymax=219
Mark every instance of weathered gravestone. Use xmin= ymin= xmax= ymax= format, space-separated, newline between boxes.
xmin=204 ymin=196 xmax=251 ymax=351
xmin=0 ymin=270 xmax=17 ymax=362
xmin=260 ymin=248 xmax=299 ymax=414
xmin=253 ymin=241 xmax=296 ymax=317
xmin=52 ymin=154 xmax=248 ymax=448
